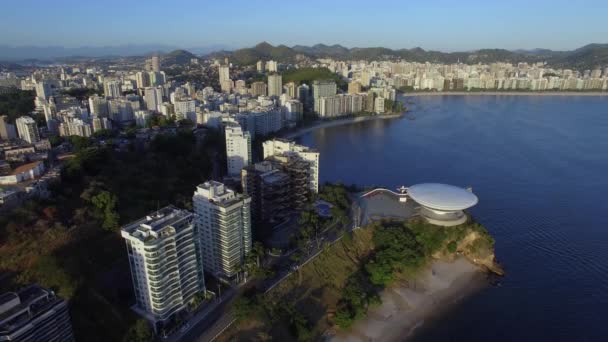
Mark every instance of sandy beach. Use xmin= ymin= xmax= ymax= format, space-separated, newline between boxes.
xmin=282 ymin=114 xmax=403 ymax=139
xmin=330 ymin=257 xmax=487 ymax=342
xmin=403 ymin=91 xmax=608 ymax=96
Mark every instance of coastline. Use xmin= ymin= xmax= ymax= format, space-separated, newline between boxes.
xmin=402 ymin=91 xmax=608 ymax=96
xmin=330 ymin=257 xmax=488 ymax=342
xmin=282 ymin=113 xmax=403 ymax=139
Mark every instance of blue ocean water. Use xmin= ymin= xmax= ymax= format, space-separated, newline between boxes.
xmin=296 ymin=95 xmax=608 ymax=341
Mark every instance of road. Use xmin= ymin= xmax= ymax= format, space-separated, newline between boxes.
xmin=173 ymin=205 xmax=357 ymax=341
xmin=166 ymin=288 xmax=236 ymax=342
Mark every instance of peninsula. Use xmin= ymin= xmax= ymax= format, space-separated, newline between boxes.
xmin=218 ymin=184 xmax=502 ymax=341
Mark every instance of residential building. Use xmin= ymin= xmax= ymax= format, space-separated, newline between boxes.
xmin=193 ymin=181 xmax=251 ymax=281
xmin=144 ymin=87 xmax=163 ymax=112
xmin=121 ymin=206 xmax=205 ymax=330
xmin=348 ymin=81 xmax=362 ymax=94
xmin=267 ymin=74 xmax=282 ymax=97
xmin=219 ymin=65 xmax=230 ymax=84
xmin=15 ymin=116 xmax=40 ymax=144
xmin=0 ymin=115 xmax=17 ymax=140
xmin=88 ymin=95 xmax=109 ymax=117
xmin=151 ymin=55 xmax=161 ymax=72
xmin=0 ymin=285 xmax=74 ymax=341
xmin=266 ymin=60 xmax=278 ymax=73
xmin=263 ymin=139 xmax=319 ymax=193
xmin=103 ymin=80 xmax=122 ymax=98
xmin=241 ymin=161 xmax=291 ymax=224
xmin=256 ymin=60 xmax=265 ymax=72
xmin=250 ymin=82 xmax=267 ymax=96
xmin=225 ymin=124 xmax=252 ymax=177
xmin=312 ymin=80 xmax=337 ymax=114
xmin=174 ymin=99 xmax=196 ymax=121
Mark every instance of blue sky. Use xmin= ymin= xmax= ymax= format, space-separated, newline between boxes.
xmin=1 ymin=0 xmax=607 ymax=51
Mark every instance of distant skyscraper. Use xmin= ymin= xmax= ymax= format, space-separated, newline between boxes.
xmin=15 ymin=116 xmax=40 ymax=144
xmin=266 ymin=60 xmax=278 ymax=73
xmin=151 ymin=55 xmax=160 ymax=72
xmin=35 ymin=81 xmax=52 ymax=99
xmin=103 ymin=80 xmax=122 ymax=98
xmin=225 ymin=124 xmax=252 ymax=177
xmin=219 ymin=65 xmax=230 ymax=84
xmin=0 ymin=285 xmax=75 ymax=341
xmin=250 ymin=82 xmax=267 ymax=97
xmin=0 ymin=115 xmax=17 ymax=140
xmin=312 ymin=80 xmax=337 ymax=114
xmin=174 ymin=98 xmax=196 ymax=121
xmin=348 ymin=81 xmax=362 ymax=94
xmin=193 ymin=181 xmax=251 ymax=281
xmin=284 ymin=82 xmax=297 ymax=98
xmin=135 ymin=71 xmax=151 ymax=88
xmin=144 ymin=87 xmax=163 ymax=112
xmin=267 ymin=74 xmax=282 ymax=97
xmin=256 ymin=60 xmax=265 ymax=72
xmin=88 ymin=95 xmax=109 ymax=118
xmin=121 ymin=206 xmax=205 ymax=330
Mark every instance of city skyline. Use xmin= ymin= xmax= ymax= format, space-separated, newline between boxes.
xmin=1 ymin=0 xmax=607 ymax=52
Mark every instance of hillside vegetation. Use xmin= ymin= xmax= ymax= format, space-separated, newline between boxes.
xmin=220 ymin=218 xmax=499 ymax=341
xmin=282 ymin=67 xmax=347 ymax=90
xmin=211 ymin=42 xmax=608 ymax=70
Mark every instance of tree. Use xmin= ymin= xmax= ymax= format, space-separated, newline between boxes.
xmin=123 ymin=319 xmax=153 ymax=342
xmin=90 ymin=190 xmax=120 ymax=231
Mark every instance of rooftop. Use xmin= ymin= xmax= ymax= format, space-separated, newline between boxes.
xmin=407 ymin=183 xmax=478 ymax=211
xmin=121 ymin=205 xmax=193 ymax=241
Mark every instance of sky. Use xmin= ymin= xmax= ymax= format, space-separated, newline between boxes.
xmin=1 ymin=0 xmax=607 ymax=51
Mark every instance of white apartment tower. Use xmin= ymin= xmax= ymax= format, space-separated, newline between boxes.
xmin=15 ymin=116 xmax=40 ymax=144
xmin=193 ymin=181 xmax=252 ymax=281
xmin=225 ymin=124 xmax=252 ymax=177
xmin=266 ymin=60 xmax=278 ymax=73
xmin=263 ymin=139 xmax=320 ymax=193
xmin=121 ymin=206 xmax=205 ymax=328
xmin=219 ymin=65 xmax=230 ymax=84
xmin=267 ymin=73 xmax=283 ymax=97
xmin=144 ymin=87 xmax=163 ymax=112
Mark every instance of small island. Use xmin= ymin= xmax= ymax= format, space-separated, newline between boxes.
xmin=219 ymin=184 xmax=502 ymax=341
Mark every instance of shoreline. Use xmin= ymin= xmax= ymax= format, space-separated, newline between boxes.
xmin=402 ymin=91 xmax=608 ymax=96
xmin=330 ymin=257 xmax=488 ymax=342
xmin=282 ymin=114 xmax=403 ymax=139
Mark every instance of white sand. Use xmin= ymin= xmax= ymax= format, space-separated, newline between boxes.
xmin=331 ymin=257 xmax=487 ymax=342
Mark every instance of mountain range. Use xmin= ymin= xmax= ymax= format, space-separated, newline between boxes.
xmin=0 ymin=44 xmax=233 ymax=61
xmin=1 ymin=42 xmax=607 ymax=71
xmin=210 ymin=42 xmax=608 ymax=70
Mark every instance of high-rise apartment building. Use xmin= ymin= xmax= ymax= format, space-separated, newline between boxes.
xmin=348 ymin=81 xmax=362 ymax=94
xmin=267 ymin=74 xmax=282 ymax=97
xmin=225 ymin=124 xmax=252 ymax=177
xmin=193 ymin=181 xmax=251 ymax=281
xmin=174 ymin=98 xmax=196 ymax=121
xmin=144 ymin=87 xmax=163 ymax=112
xmin=312 ymin=80 xmax=337 ymax=114
xmin=88 ymin=95 xmax=109 ymax=117
xmin=0 ymin=285 xmax=75 ymax=341
xmin=103 ymin=80 xmax=122 ymax=98
xmin=263 ymin=139 xmax=319 ymax=193
xmin=151 ymin=55 xmax=161 ymax=72
xmin=284 ymin=82 xmax=297 ymax=98
xmin=136 ymin=71 xmax=151 ymax=88
xmin=256 ymin=60 xmax=265 ymax=72
xmin=266 ymin=60 xmax=278 ymax=73
xmin=241 ymin=161 xmax=291 ymax=225
xmin=219 ymin=65 xmax=230 ymax=84
xmin=15 ymin=116 xmax=40 ymax=144
xmin=0 ymin=115 xmax=17 ymax=140
xmin=121 ymin=206 xmax=205 ymax=329
xmin=250 ymin=82 xmax=267 ymax=97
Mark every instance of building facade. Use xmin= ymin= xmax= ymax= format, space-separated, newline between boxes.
xmin=193 ymin=181 xmax=252 ymax=281
xmin=121 ymin=206 xmax=206 ymax=328
xmin=225 ymin=124 xmax=252 ymax=177
xmin=0 ymin=285 xmax=75 ymax=341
